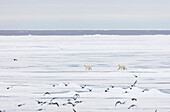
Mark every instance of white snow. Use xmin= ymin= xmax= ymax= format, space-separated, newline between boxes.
xmin=0 ymin=35 xmax=170 ymax=112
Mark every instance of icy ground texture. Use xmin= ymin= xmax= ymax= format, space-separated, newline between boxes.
xmin=0 ymin=35 xmax=170 ymax=112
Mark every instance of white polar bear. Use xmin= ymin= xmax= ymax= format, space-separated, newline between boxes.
xmin=84 ymin=65 xmax=92 ymax=70
xmin=118 ymin=65 xmax=127 ymax=70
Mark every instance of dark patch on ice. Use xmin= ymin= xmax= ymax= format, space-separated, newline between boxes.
xmin=156 ymin=82 xmax=170 ymax=84
xmin=69 ymin=64 xmax=80 ymax=67
xmin=50 ymin=91 xmax=70 ymax=94
xmin=122 ymin=87 xmax=129 ymax=89
xmin=0 ymin=96 xmax=19 ymax=98
xmin=132 ymin=66 xmax=153 ymax=69
xmin=159 ymin=89 xmax=170 ymax=94
xmin=138 ymin=59 xmax=151 ymax=61
xmin=40 ymin=97 xmax=70 ymax=100
xmin=129 ymin=71 xmax=156 ymax=73
xmin=75 ymin=91 xmax=89 ymax=93
xmin=27 ymin=66 xmax=39 ymax=68
xmin=19 ymin=84 xmax=29 ymax=87
xmin=97 ymin=108 xmax=113 ymax=110
xmin=3 ymin=67 xmax=28 ymax=69
xmin=0 ymin=96 xmax=11 ymax=98
xmin=142 ymin=78 xmax=155 ymax=80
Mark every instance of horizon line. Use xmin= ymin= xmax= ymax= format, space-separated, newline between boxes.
xmin=1 ymin=29 xmax=170 ymax=31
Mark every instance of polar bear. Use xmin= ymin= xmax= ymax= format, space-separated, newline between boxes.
xmin=118 ymin=65 xmax=127 ymax=70
xmin=84 ymin=65 xmax=92 ymax=70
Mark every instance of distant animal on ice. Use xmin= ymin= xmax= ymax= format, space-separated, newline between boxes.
xmin=84 ymin=65 xmax=92 ymax=70
xmin=118 ymin=65 xmax=127 ymax=70
xmin=13 ymin=59 xmax=18 ymax=61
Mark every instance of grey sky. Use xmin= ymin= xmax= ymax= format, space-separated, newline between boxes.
xmin=0 ymin=0 xmax=170 ymax=30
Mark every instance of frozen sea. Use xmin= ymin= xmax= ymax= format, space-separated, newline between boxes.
xmin=0 ymin=35 xmax=170 ymax=112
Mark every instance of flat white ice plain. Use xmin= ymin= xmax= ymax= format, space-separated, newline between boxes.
xmin=0 ymin=35 xmax=170 ymax=112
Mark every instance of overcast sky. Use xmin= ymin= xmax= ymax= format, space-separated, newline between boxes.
xmin=0 ymin=0 xmax=170 ymax=30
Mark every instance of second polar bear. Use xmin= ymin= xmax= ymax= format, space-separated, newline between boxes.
xmin=84 ymin=65 xmax=92 ymax=70
xmin=118 ymin=65 xmax=127 ymax=70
